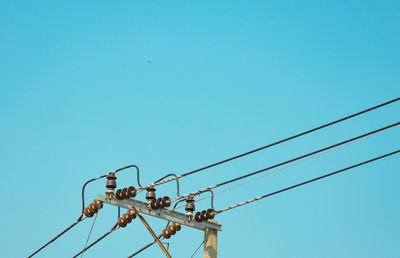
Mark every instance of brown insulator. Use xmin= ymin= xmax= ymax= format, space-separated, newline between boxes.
xmin=123 ymin=213 xmax=132 ymax=224
xmin=122 ymin=188 xmax=130 ymax=199
xmin=201 ymin=210 xmax=208 ymax=221
xmin=118 ymin=217 xmax=127 ymax=228
xmin=106 ymin=173 xmax=117 ymax=192
xmin=92 ymin=200 xmax=103 ymax=209
xmin=115 ymin=189 xmax=124 ymax=200
xmin=84 ymin=208 xmax=94 ymax=218
xmin=194 ymin=212 xmax=203 ymax=222
xmin=170 ymin=223 xmax=177 ymax=232
xmin=128 ymin=186 xmax=137 ymax=198
xmin=88 ymin=203 xmax=98 ymax=213
xmin=162 ymin=196 xmax=171 ymax=208
xmin=206 ymin=209 xmax=215 ymax=220
xmin=150 ymin=199 xmax=158 ymax=209
xmin=168 ymin=225 xmax=176 ymax=235
xmin=127 ymin=209 xmax=137 ymax=219
xmin=156 ymin=198 xmax=163 ymax=208
xmin=145 ymin=187 xmax=156 ymax=202
xmin=173 ymin=222 xmax=181 ymax=231
xmin=185 ymin=195 xmax=195 ymax=215
xmin=162 ymin=229 xmax=171 ymax=239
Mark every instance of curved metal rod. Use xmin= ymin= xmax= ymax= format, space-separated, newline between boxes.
xmin=113 ymin=164 xmax=142 ymax=187
xmin=30 ymin=164 xmax=140 ymax=256
xmin=155 ymin=173 xmax=180 ymax=196
xmin=79 ymin=164 xmax=141 ymax=220
xmin=79 ymin=175 xmax=107 ymax=220
xmin=196 ymin=189 xmax=215 ymax=210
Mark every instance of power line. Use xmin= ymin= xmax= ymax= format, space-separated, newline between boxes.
xmin=72 ymin=224 xmax=119 ymax=258
xmin=171 ymin=133 xmax=366 ymax=212
xmin=216 ymin=149 xmax=400 ymax=213
xmin=80 ymin=212 xmax=98 ymax=258
xmin=171 ymin=122 xmax=399 ymax=202
xmin=81 ymin=165 xmax=141 ymax=219
xmin=29 ymin=98 xmax=399 ymax=257
xmin=137 ymin=97 xmax=399 ymax=190
xmin=28 ymin=165 xmax=140 ymax=257
xmin=28 ymin=217 xmax=87 ymax=258
xmin=128 ymin=240 xmax=159 ymax=258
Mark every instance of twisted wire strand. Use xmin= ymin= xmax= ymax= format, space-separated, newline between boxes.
xmin=170 ymin=122 xmax=399 ymax=204
xmin=216 ymin=149 xmax=400 ymax=213
xmin=137 ymin=98 xmax=399 ymax=191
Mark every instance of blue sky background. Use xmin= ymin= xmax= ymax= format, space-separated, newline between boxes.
xmin=1 ymin=1 xmax=399 ymax=257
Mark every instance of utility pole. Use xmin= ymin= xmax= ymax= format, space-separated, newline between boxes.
xmin=98 ymin=194 xmax=221 ymax=257
xmin=204 ymin=220 xmax=218 ymax=258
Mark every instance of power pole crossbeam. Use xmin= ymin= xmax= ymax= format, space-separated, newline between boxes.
xmin=97 ymin=194 xmax=222 ymax=232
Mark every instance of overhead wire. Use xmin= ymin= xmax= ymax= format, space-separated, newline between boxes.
xmin=154 ymin=173 xmax=180 ymax=196
xmin=170 ymin=122 xmax=399 ymax=203
xmin=171 ymin=133 xmax=360 ymax=211
xmin=27 ymin=217 xmax=87 ymax=258
xmin=80 ymin=164 xmax=141 ymax=219
xmin=80 ymin=212 xmax=98 ymax=258
xmin=29 ymin=164 xmax=140 ymax=257
xmin=29 ymin=98 xmax=399 ymax=257
xmin=170 ymin=121 xmax=394 ymax=211
xmin=72 ymin=223 xmax=119 ymax=258
xmin=216 ymin=149 xmax=400 ymax=213
xmin=73 ymin=204 xmax=122 ymax=257
xmin=137 ymin=97 xmax=399 ymax=191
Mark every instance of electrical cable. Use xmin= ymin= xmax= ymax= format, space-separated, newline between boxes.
xmin=171 ymin=122 xmax=387 ymax=211
xmin=137 ymin=98 xmax=399 ymax=190
xmin=72 ymin=224 xmax=119 ymax=258
xmin=80 ymin=212 xmax=98 ymax=258
xmin=29 ymin=98 xmax=399 ymax=257
xmin=171 ymin=134 xmax=358 ymax=212
xmin=190 ymin=240 xmax=204 ymax=258
xmin=154 ymin=173 xmax=180 ymax=196
xmin=195 ymin=189 xmax=215 ymax=210
xmin=27 ymin=217 xmax=87 ymax=258
xmin=216 ymin=149 xmax=400 ymax=213
xmin=29 ymin=164 xmax=141 ymax=257
xmin=128 ymin=240 xmax=159 ymax=258
xmin=81 ymin=164 xmax=141 ymax=219
xmin=171 ymin=122 xmax=399 ymax=202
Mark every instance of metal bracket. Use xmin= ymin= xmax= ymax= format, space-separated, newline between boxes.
xmin=130 ymin=205 xmax=172 ymax=258
xmin=98 ymin=194 xmax=222 ymax=231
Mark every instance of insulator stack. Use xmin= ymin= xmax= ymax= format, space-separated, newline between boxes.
xmin=194 ymin=209 xmax=215 ymax=222
xmin=117 ymin=209 xmax=137 ymax=228
xmin=106 ymin=173 xmax=117 ymax=193
xmin=185 ymin=195 xmax=195 ymax=216
xmin=83 ymin=199 xmax=104 ymax=218
xmin=145 ymin=187 xmax=156 ymax=204
xmin=115 ymin=186 xmax=137 ymax=200
xmin=149 ymin=196 xmax=171 ymax=210
xmin=161 ymin=222 xmax=181 ymax=239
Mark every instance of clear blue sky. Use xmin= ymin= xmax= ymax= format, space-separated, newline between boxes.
xmin=1 ymin=1 xmax=399 ymax=257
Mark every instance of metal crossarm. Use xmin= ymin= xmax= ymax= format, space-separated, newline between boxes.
xmin=97 ymin=194 xmax=222 ymax=231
